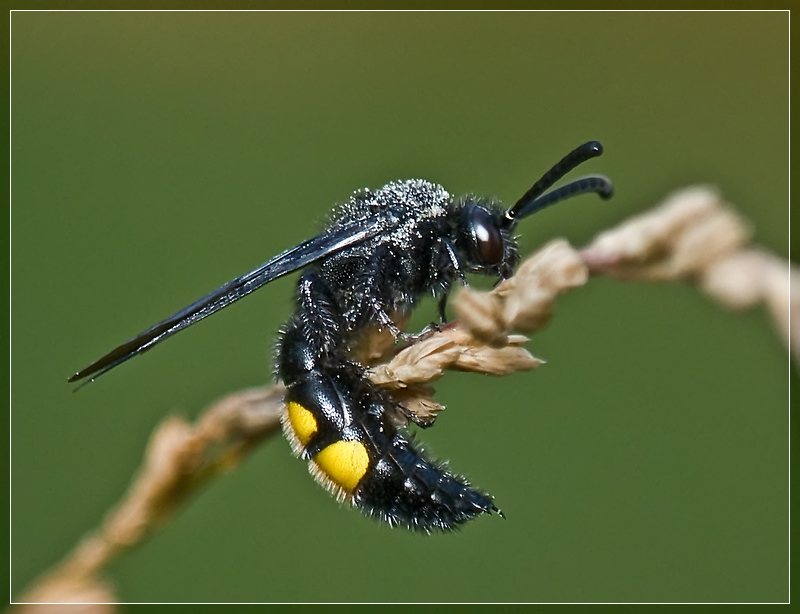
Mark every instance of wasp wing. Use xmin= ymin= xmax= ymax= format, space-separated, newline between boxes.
xmin=69 ymin=218 xmax=384 ymax=384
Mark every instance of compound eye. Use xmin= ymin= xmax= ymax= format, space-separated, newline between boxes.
xmin=472 ymin=207 xmax=504 ymax=265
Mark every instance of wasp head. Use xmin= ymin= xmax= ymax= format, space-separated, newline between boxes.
xmin=454 ymin=141 xmax=614 ymax=282
xmin=452 ymin=200 xmax=520 ymax=279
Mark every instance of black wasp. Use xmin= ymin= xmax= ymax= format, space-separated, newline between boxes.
xmin=71 ymin=141 xmax=612 ymax=532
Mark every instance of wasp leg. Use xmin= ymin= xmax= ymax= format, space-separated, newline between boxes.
xmin=397 ymin=322 xmax=441 ymax=344
xmin=395 ymin=403 xmax=437 ymax=429
xmin=431 ymin=237 xmax=468 ymax=325
xmin=359 ymin=247 xmax=422 ymax=342
xmin=276 ymin=271 xmax=347 ymax=384
xmin=437 ymin=294 xmax=449 ymax=324
xmin=369 ymin=300 xmax=405 ymax=338
xmin=441 ymin=237 xmax=468 ymax=287
xmin=368 ymin=311 xmax=440 ymax=344
xmin=359 ymin=246 xmax=441 ymax=344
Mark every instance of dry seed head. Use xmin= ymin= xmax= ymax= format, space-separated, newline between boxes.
xmin=581 ymin=186 xmax=750 ymax=280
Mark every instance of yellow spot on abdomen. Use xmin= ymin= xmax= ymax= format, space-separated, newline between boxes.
xmin=315 ymin=440 xmax=370 ymax=492
xmin=287 ymin=401 xmax=318 ymax=445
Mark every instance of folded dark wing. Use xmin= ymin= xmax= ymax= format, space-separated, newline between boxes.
xmin=69 ymin=218 xmax=383 ymax=384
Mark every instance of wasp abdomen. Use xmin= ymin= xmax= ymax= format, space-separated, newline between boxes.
xmin=355 ymin=432 xmax=500 ymax=531
xmin=279 ymin=327 xmax=498 ymax=531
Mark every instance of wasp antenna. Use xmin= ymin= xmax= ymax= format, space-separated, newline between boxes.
xmin=510 ymin=175 xmax=613 ymax=220
xmin=505 ymin=141 xmax=605 ymax=225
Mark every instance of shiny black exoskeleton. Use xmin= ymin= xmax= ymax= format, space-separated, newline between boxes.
xmin=70 ymin=141 xmax=612 ymax=532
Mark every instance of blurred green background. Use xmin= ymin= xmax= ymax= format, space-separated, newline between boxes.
xmin=11 ymin=12 xmax=789 ymax=603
